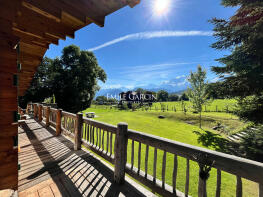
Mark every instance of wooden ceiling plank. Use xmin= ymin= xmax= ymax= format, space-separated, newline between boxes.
xmin=22 ymin=1 xmax=61 ymax=22
xmin=16 ymin=7 xmax=74 ymax=40
xmin=20 ymin=42 xmax=47 ymax=57
xmin=22 ymin=0 xmax=86 ymax=29
xmin=60 ymin=0 xmax=105 ymax=27
xmin=61 ymin=11 xmax=85 ymax=29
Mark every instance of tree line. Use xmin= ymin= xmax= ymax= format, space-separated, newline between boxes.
xmin=19 ymin=45 xmax=106 ymax=113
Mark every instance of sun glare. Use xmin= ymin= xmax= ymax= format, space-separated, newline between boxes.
xmin=153 ymin=0 xmax=171 ymax=16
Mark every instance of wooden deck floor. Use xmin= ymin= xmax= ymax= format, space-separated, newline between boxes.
xmin=18 ymin=117 xmax=156 ymax=197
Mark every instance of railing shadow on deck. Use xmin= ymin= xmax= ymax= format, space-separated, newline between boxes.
xmin=19 ymin=117 xmax=154 ymax=197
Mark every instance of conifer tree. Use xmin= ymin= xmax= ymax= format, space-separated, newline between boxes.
xmin=210 ymin=0 xmax=263 ymax=123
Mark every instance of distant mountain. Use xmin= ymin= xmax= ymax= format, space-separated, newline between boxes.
xmin=96 ymin=77 xmax=188 ymax=98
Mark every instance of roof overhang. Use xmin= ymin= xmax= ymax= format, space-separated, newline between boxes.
xmin=0 ymin=0 xmax=140 ymax=96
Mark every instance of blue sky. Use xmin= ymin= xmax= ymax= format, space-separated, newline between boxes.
xmin=45 ymin=0 xmax=236 ymax=90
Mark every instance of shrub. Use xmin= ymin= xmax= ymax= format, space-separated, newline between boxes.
xmin=238 ymin=125 xmax=263 ymax=162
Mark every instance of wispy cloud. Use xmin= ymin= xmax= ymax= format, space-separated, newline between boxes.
xmin=121 ymin=62 xmax=201 ymax=74
xmin=88 ymin=30 xmax=213 ymax=51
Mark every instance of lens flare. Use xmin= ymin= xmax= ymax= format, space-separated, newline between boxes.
xmin=153 ymin=0 xmax=171 ymax=16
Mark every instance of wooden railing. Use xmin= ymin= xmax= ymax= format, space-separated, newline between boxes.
xmin=61 ymin=111 xmax=76 ymax=135
xmin=81 ymin=117 xmax=117 ymax=163
xmin=28 ymin=103 xmax=263 ymax=197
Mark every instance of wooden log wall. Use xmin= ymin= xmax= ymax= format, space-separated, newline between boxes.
xmin=0 ymin=34 xmax=19 ymax=190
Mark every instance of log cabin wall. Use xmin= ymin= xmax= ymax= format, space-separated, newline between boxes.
xmin=0 ymin=0 xmax=140 ymax=190
xmin=0 ymin=34 xmax=19 ymax=190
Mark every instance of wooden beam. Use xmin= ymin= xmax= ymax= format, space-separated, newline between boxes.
xmin=128 ymin=0 xmax=141 ymax=8
xmin=14 ymin=7 xmax=74 ymax=40
xmin=59 ymin=0 xmax=106 ymax=27
xmin=22 ymin=1 xmax=61 ymax=22
xmin=20 ymin=41 xmax=47 ymax=57
xmin=22 ymin=0 xmax=87 ymax=28
xmin=12 ymin=27 xmax=57 ymax=45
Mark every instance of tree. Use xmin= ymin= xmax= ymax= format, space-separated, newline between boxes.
xmin=187 ymin=65 xmax=209 ymax=128
xmin=206 ymin=82 xmax=225 ymax=99
xmin=210 ymin=0 xmax=263 ymax=123
xmin=96 ymin=96 xmax=108 ymax=104
xmin=180 ymin=92 xmax=189 ymax=101
xmin=135 ymin=88 xmax=146 ymax=94
xmin=20 ymin=45 xmax=106 ymax=113
xmin=157 ymin=90 xmax=169 ymax=102
xmin=168 ymin=94 xmax=179 ymax=101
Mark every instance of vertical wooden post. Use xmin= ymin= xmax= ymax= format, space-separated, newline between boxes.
xmin=56 ymin=109 xmax=62 ymax=136
xmin=198 ymin=176 xmax=207 ymax=197
xmin=74 ymin=113 xmax=83 ymax=150
xmin=46 ymin=106 xmax=50 ymax=127
xmin=38 ymin=104 xmax=42 ymax=122
xmin=33 ymin=104 xmax=37 ymax=118
xmin=114 ymin=122 xmax=128 ymax=184
xmin=26 ymin=104 xmax=29 ymax=114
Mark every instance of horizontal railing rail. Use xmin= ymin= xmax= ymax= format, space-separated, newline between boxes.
xmin=27 ymin=103 xmax=263 ymax=197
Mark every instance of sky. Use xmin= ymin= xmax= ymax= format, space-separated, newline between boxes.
xmin=45 ymin=0 xmax=237 ymax=91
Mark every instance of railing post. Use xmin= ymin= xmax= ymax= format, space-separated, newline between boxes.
xmin=38 ymin=104 xmax=42 ymax=122
xmin=46 ymin=106 xmax=50 ymax=127
xmin=56 ymin=108 xmax=62 ymax=136
xmin=114 ymin=122 xmax=128 ymax=184
xmin=74 ymin=113 xmax=83 ymax=150
xmin=26 ymin=104 xmax=29 ymax=114
xmin=33 ymin=103 xmax=37 ymax=118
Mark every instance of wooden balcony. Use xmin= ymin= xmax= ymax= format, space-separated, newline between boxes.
xmin=18 ymin=114 xmax=155 ymax=197
xmin=18 ymin=103 xmax=263 ymax=197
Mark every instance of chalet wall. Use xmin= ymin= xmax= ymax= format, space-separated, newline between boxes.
xmin=0 ymin=34 xmax=18 ymax=190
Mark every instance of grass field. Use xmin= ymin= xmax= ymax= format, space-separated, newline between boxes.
xmin=152 ymin=99 xmax=237 ymax=112
xmin=82 ymin=99 xmax=257 ymax=197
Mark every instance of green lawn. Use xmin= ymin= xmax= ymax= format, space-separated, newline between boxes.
xmin=82 ymin=100 xmax=257 ymax=197
xmin=151 ymin=99 xmax=237 ymax=113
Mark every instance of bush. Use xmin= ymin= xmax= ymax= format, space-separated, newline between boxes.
xmin=119 ymin=103 xmax=129 ymax=110
xmin=131 ymin=103 xmax=140 ymax=111
xmin=238 ymin=125 xmax=263 ymax=162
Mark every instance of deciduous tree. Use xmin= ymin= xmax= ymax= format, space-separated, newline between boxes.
xmin=19 ymin=45 xmax=106 ymax=113
xmin=187 ymin=65 xmax=209 ymax=128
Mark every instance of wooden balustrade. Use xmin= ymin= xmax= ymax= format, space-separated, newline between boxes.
xmin=49 ymin=108 xmax=57 ymax=127
xmin=81 ymin=117 xmax=117 ymax=163
xmin=126 ymin=129 xmax=263 ymax=197
xmin=27 ymin=103 xmax=263 ymax=197
xmin=38 ymin=104 xmax=42 ymax=122
xmin=56 ymin=109 xmax=62 ymax=136
xmin=114 ymin=123 xmax=128 ymax=184
xmin=61 ymin=111 xmax=76 ymax=134
xmin=46 ymin=106 xmax=50 ymax=127
xmin=74 ymin=113 xmax=83 ymax=150
xmin=33 ymin=103 xmax=37 ymax=118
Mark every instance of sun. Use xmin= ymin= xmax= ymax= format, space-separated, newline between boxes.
xmin=153 ymin=0 xmax=171 ymax=16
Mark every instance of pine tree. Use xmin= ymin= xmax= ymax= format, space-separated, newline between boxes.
xmin=187 ymin=65 xmax=209 ymax=128
xmin=210 ymin=0 xmax=263 ymax=123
